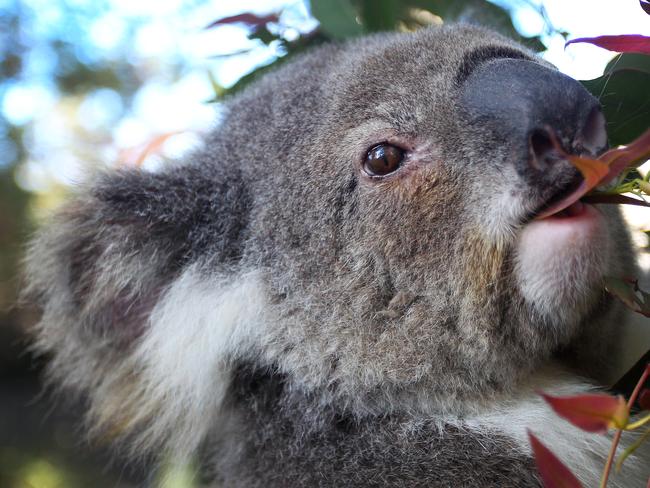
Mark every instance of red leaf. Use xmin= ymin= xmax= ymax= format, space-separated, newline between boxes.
xmin=117 ymin=131 xmax=183 ymax=167
xmin=204 ymin=13 xmax=279 ymax=30
xmin=535 ymin=154 xmax=609 ymax=219
xmin=534 ymin=133 xmax=609 ymax=219
xmin=598 ymin=128 xmax=650 ymax=186
xmin=535 ymin=128 xmax=650 ymax=219
xmin=528 ymin=431 xmax=584 ymax=488
xmin=640 ymin=389 xmax=650 ymax=410
xmin=641 ymin=1 xmax=650 ymax=16
xmin=540 ymin=392 xmax=629 ymax=433
xmin=565 ymin=35 xmax=650 ymax=55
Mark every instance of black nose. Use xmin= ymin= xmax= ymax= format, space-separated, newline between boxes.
xmin=459 ymin=58 xmax=607 ymax=186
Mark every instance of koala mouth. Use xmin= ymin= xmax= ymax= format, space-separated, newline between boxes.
xmin=529 ymin=173 xmax=585 ymax=221
xmin=544 ymin=200 xmax=587 ymax=218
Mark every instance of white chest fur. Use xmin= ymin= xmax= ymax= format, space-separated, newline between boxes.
xmin=464 ymin=371 xmax=649 ymax=488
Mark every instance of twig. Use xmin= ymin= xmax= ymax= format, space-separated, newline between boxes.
xmin=600 ymin=363 xmax=650 ymax=488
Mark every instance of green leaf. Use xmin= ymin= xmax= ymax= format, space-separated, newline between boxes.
xmin=604 ymin=53 xmax=650 ymax=76
xmin=219 ymin=57 xmax=283 ymax=98
xmin=358 ymin=0 xmax=404 ymax=32
xmin=621 ymin=168 xmax=644 ymax=184
xmin=205 ymin=69 xmax=226 ymax=102
xmin=604 ymin=277 xmax=650 ymax=317
xmin=581 ymin=70 xmax=650 ymax=147
xmin=219 ymin=32 xmax=329 ymax=98
xmin=248 ymin=25 xmax=278 ymax=45
xmin=410 ymin=0 xmax=545 ymax=51
xmin=311 ymin=0 xmax=363 ymax=39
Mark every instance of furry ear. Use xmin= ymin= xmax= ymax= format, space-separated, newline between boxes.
xmin=24 ymin=164 xmax=264 ymax=457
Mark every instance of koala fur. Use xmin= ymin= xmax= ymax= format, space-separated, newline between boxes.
xmin=25 ymin=24 xmax=649 ymax=486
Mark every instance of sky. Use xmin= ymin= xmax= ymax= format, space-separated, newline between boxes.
xmin=514 ymin=0 xmax=650 ymax=79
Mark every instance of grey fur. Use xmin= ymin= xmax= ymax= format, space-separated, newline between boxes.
xmin=24 ymin=24 xmax=646 ymax=486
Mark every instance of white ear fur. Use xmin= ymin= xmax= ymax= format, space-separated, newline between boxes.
xmin=117 ymin=265 xmax=268 ymax=457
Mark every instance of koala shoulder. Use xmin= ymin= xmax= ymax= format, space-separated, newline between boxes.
xmin=24 ymin=161 xmax=254 ymax=454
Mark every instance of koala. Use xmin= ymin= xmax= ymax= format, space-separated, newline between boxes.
xmin=24 ymin=24 xmax=649 ymax=487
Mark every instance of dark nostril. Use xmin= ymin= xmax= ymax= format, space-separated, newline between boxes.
xmin=528 ymin=106 xmax=607 ymax=172
xmin=529 ymin=128 xmax=561 ymax=171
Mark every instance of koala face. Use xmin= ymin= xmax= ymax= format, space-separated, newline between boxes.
xmin=25 ymin=23 xmax=634 ymax=465
xmin=224 ymin=26 xmax=632 ymax=414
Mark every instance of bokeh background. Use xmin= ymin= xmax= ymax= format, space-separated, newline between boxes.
xmin=0 ymin=1 xmax=649 ymax=487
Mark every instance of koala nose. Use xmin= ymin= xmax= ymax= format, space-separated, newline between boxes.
xmin=459 ymin=58 xmax=607 ymax=186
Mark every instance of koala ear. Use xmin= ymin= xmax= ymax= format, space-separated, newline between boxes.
xmin=24 ymin=164 xmax=264 ymax=457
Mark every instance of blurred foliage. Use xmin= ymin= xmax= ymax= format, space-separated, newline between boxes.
xmin=0 ymin=1 xmax=139 ymax=102
xmin=217 ymin=0 xmax=547 ymax=97
xmin=0 ymin=0 xmax=139 ymax=245
xmin=0 ymin=2 xmax=205 ymax=486
xmin=216 ymin=0 xmax=648 ymax=147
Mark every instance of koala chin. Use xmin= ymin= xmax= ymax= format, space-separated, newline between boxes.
xmin=516 ymin=204 xmax=612 ymax=326
xmin=24 ymin=24 xmax=647 ymax=487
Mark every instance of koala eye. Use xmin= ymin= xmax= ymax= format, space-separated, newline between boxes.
xmin=363 ymin=143 xmax=405 ymax=176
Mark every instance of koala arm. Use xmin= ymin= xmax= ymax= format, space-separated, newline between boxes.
xmin=24 ymin=162 xmax=250 ymax=455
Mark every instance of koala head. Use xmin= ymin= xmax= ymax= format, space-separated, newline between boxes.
xmin=25 ymin=24 xmax=633 ymax=458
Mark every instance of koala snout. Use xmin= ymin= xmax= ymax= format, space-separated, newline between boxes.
xmin=460 ymin=57 xmax=607 ymax=193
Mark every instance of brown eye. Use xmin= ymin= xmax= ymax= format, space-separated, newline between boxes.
xmin=363 ymin=143 xmax=405 ymax=176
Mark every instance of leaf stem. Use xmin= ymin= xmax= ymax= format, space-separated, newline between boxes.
xmin=600 ymin=363 xmax=650 ymax=488
xmin=625 ymin=413 xmax=650 ymax=431
xmin=615 ymin=428 xmax=650 ymax=472
xmin=601 ymin=431 xmax=623 ymax=488
xmin=628 ymin=364 xmax=650 ymax=411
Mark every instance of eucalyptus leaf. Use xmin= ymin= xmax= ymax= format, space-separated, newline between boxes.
xmin=410 ymin=0 xmax=545 ymax=51
xmin=642 ymin=0 xmax=650 ymax=15
xmin=566 ymin=35 xmax=650 ymax=55
xmin=311 ymin=0 xmax=364 ymax=39
xmin=219 ymin=32 xmax=330 ymax=98
xmin=604 ymin=53 xmax=650 ymax=76
xmin=358 ymin=0 xmax=403 ymax=32
xmin=582 ymin=70 xmax=650 ymax=147
xmin=604 ymin=277 xmax=650 ymax=317
xmin=248 ymin=25 xmax=278 ymax=45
